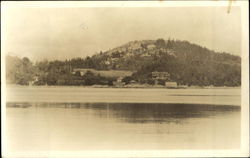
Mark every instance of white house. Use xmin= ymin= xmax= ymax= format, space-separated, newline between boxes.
xmin=165 ymin=82 xmax=177 ymax=88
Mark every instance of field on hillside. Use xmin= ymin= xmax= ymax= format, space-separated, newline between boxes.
xmin=73 ymin=68 xmax=134 ymax=77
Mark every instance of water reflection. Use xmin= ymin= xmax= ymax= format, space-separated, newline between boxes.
xmin=6 ymin=102 xmax=241 ymax=150
xmin=7 ymin=102 xmax=240 ymax=124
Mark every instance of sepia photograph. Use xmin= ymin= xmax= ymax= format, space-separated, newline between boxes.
xmin=1 ymin=1 xmax=249 ymax=157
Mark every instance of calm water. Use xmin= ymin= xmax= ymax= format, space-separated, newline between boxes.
xmin=6 ymin=102 xmax=240 ymax=151
xmin=6 ymin=86 xmax=241 ymax=105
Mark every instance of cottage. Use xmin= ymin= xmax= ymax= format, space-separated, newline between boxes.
xmin=129 ymin=80 xmax=137 ymax=84
xmin=140 ymin=53 xmax=151 ymax=57
xmin=147 ymin=44 xmax=156 ymax=50
xmin=152 ymin=71 xmax=170 ymax=80
xmin=165 ymin=82 xmax=177 ymax=88
xmin=117 ymin=77 xmax=123 ymax=82
xmin=113 ymin=77 xmax=125 ymax=87
xmin=104 ymin=60 xmax=111 ymax=65
xmin=28 ymin=76 xmax=39 ymax=86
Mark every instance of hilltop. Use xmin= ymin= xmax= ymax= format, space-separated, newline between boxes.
xmin=82 ymin=39 xmax=240 ymax=71
xmin=6 ymin=38 xmax=241 ymax=87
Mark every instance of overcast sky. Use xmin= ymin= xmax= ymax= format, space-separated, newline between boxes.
xmin=2 ymin=6 xmax=241 ymax=61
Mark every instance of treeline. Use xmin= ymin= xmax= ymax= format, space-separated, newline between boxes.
xmin=6 ymin=55 xmax=116 ymax=86
xmin=5 ymin=38 xmax=241 ymax=87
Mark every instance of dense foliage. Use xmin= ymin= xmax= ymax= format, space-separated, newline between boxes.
xmin=5 ymin=39 xmax=241 ymax=86
xmin=6 ymin=56 xmax=35 ymax=85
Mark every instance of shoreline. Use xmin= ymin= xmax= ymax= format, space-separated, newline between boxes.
xmin=6 ymin=102 xmax=241 ymax=109
xmin=5 ymin=84 xmax=241 ymax=89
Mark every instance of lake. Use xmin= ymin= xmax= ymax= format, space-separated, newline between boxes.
xmin=5 ymin=86 xmax=241 ymax=105
xmin=4 ymin=87 xmax=241 ymax=152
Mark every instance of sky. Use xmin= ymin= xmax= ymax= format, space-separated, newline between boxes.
xmin=2 ymin=4 xmax=241 ymax=61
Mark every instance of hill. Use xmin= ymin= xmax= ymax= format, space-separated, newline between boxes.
xmin=75 ymin=39 xmax=241 ymax=86
xmin=5 ymin=38 xmax=241 ymax=86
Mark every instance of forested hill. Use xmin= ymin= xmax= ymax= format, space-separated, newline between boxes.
xmin=6 ymin=39 xmax=241 ymax=86
xmin=86 ymin=39 xmax=240 ymax=70
xmin=73 ymin=39 xmax=241 ymax=86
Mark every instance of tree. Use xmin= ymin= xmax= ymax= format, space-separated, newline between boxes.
xmin=122 ymin=76 xmax=133 ymax=84
xmin=83 ymin=70 xmax=96 ymax=85
xmin=166 ymin=39 xmax=173 ymax=49
xmin=155 ymin=39 xmax=166 ymax=48
xmin=6 ymin=56 xmax=35 ymax=85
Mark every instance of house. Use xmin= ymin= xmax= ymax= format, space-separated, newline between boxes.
xmin=113 ymin=77 xmax=125 ymax=87
xmin=165 ymin=82 xmax=177 ymax=88
xmin=152 ymin=71 xmax=171 ymax=85
xmin=111 ymin=58 xmax=119 ymax=62
xmin=28 ymin=76 xmax=39 ymax=86
xmin=72 ymin=68 xmax=94 ymax=76
xmin=140 ymin=53 xmax=151 ymax=57
xmin=104 ymin=60 xmax=111 ymax=65
xmin=80 ymin=71 xmax=85 ymax=76
xmin=152 ymin=71 xmax=170 ymax=80
xmin=117 ymin=76 xmax=123 ymax=82
xmin=167 ymin=50 xmax=177 ymax=57
xmin=147 ymin=44 xmax=156 ymax=50
xmin=129 ymin=80 xmax=137 ymax=84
